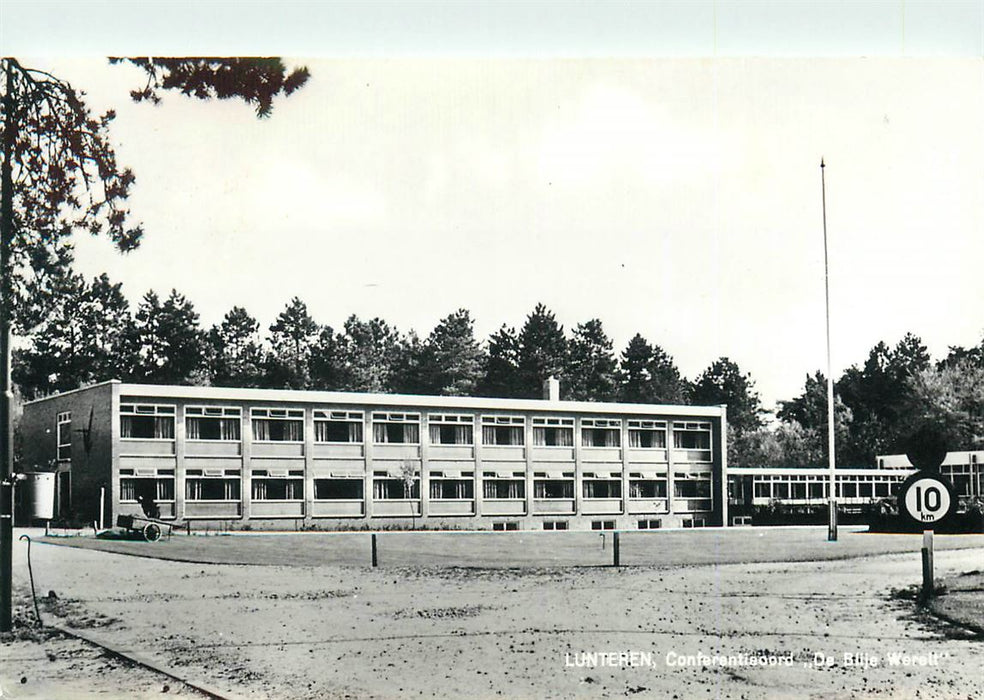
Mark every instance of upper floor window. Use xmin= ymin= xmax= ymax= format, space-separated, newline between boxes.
xmin=314 ymin=410 xmax=364 ymax=443
xmin=429 ymin=414 xmax=474 ymax=445
xmin=56 ymin=411 xmax=71 ymax=461
xmin=120 ymin=404 xmax=175 ymax=440
xmin=581 ymin=418 xmax=621 ymax=448
xmin=628 ymin=419 xmax=667 ymax=449
xmin=673 ymin=422 xmax=712 ymax=450
xmin=532 ymin=417 xmax=574 ymax=447
xmin=251 ymin=408 xmax=303 ymax=442
xmin=481 ymin=416 xmax=524 ymax=446
xmin=186 ymin=406 xmax=241 ymax=441
xmin=372 ymin=412 xmax=420 ymax=444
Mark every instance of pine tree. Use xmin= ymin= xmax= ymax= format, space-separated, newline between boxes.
xmin=208 ymin=306 xmax=265 ymax=387
xmin=130 ymin=289 xmax=206 ymax=384
xmin=516 ymin=304 xmax=568 ymax=399
xmin=417 ymin=309 xmax=486 ymax=396
xmin=565 ymin=319 xmax=618 ymax=401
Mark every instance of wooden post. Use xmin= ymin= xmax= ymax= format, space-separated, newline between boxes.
xmin=921 ymin=530 xmax=934 ymax=599
xmin=99 ymin=487 xmax=105 ymax=531
xmin=371 ymin=533 xmax=378 ymax=567
xmin=613 ymin=531 xmax=620 ymax=567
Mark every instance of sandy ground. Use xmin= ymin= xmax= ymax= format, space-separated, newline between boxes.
xmin=2 ymin=527 xmax=982 ymax=699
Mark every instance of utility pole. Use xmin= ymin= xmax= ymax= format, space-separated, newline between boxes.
xmin=821 ymin=159 xmax=837 ymax=542
xmin=1 ymin=58 xmax=18 ymax=632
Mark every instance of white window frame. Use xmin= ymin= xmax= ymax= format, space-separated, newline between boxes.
xmin=532 ymin=417 xmax=574 ymax=448
xmin=627 ymin=419 xmax=668 ymax=449
xmin=372 ymin=412 xmax=421 ymax=445
xmin=427 ymin=470 xmax=475 ymax=500
xmin=185 ymin=468 xmax=242 ymax=501
xmin=581 ymin=418 xmax=621 ymax=448
xmin=120 ymin=404 xmax=176 ymax=441
xmin=313 ymin=410 xmax=365 ymax=444
xmin=672 ymin=421 xmax=713 ymax=455
xmin=185 ymin=406 xmax=242 ymax=442
xmin=251 ymin=407 xmax=304 ymax=443
xmin=481 ymin=415 xmax=525 ymax=446
xmin=56 ymin=411 xmax=72 ymax=461
xmin=428 ymin=414 xmax=475 ymax=446
xmin=250 ymin=468 xmax=304 ymax=500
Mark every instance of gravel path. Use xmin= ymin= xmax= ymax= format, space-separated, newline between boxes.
xmin=3 ymin=528 xmax=982 ymax=699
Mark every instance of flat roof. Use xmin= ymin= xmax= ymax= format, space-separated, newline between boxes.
xmin=25 ymin=380 xmax=725 ymax=418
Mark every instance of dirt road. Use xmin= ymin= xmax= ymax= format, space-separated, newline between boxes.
xmin=2 ymin=529 xmax=982 ymax=699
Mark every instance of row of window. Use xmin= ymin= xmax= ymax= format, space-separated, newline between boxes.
xmin=119 ymin=475 xmax=711 ymax=502
xmin=111 ymin=405 xmax=712 ymax=450
xmin=517 ymin=518 xmax=708 ymax=530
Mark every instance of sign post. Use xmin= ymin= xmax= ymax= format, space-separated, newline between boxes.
xmin=898 ymin=470 xmax=956 ymax=599
xmin=921 ymin=530 xmax=934 ymax=600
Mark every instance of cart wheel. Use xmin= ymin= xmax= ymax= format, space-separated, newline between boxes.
xmin=142 ymin=523 xmax=162 ymax=542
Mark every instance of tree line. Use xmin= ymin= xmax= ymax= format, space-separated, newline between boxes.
xmin=13 ymin=272 xmax=984 ymax=467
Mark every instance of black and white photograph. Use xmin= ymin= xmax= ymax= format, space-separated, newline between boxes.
xmin=2 ymin=2 xmax=983 ymax=698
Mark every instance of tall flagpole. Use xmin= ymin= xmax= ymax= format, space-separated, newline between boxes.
xmin=821 ymin=159 xmax=837 ymax=542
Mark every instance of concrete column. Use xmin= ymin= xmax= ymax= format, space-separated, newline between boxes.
xmin=241 ymin=408 xmax=253 ymax=523
xmin=666 ymin=419 xmax=675 ymax=518
xmin=303 ymin=407 xmax=314 ymax=526
xmin=174 ymin=404 xmax=186 ymax=522
xmin=574 ymin=417 xmax=583 ymax=516
xmin=109 ymin=383 xmax=122 ymax=529
xmin=473 ymin=415 xmax=483 ymax=517
xmin=363 ymin=411 xmax=374 ymax=519
xmin=420 ymin=413 xmax=430 ymax=521
xmin=620 ymin=419 xmax=630 ymax=517
xmin=525 ymin=417 xmax=534 ymax=519
xmin=717 ymin=407 xmax=728 ymax=528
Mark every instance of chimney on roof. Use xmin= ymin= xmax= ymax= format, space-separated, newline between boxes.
xmin=543 ymin=376 xmax=560 ymax=401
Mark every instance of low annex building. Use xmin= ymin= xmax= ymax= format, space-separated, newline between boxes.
xmin=20 ymin=381 xmax=729 ymax=531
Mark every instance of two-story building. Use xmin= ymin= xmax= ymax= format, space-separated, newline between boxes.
xmin=20 ymin=380 xmax=728 ymax=530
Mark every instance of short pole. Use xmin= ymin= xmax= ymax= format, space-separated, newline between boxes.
xmin=99 ymin=487 xmax=105 ymax=531
xmin=613 ymin=531 xmax=620 ymax=567
xmin=921 ymin=530 xmax=934 ymax=599
xmin=371 ymin=533 xmax=378 ymax=568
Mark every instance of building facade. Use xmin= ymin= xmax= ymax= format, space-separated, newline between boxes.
xmin=727 ymin=451 xmax=983 ymax=522
xmin=20 ymin=381 xmax=729 ymax=531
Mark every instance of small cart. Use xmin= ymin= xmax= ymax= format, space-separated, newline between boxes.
xmin=116 ymin=514 xmax=172 ymax=542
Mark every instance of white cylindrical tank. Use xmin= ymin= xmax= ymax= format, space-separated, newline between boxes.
xmin=24 ymin=472 xmax=56 ymax=520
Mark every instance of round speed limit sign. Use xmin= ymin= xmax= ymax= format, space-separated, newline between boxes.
xmin=898 ymin=471 xmax=956 ymax=529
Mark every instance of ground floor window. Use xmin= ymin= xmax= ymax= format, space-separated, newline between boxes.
xmin=482 ymin=478 xmax=525 ymax=499
xmin=120 ymin=477 xmax=174 ymax=503
xmin=629 ymin=479 xmax=667 ymax=498
xmin=186 ymin=478 xmax=240 ymax=501
xmin=673 ymin=475 xmax=711 ymax=499
xmin=542 ymin=521 xmax=568 ymax=530
xmin=582 ymin=479 xmax=621 ymax=499
xmin=429 ymin=479 xmax=474 ymax=500
xmin=492 ymin=522 xmax=519 ymax=531
xmin=251 ymin=476 xmax=303 ymax=500
xmin=591 ymin=520 xmax=615 ymax=530
xmin=533 ymin=479 xmax=574 ymax=499
xmin=314 ymin=478 xmax=364 ymax=500
xmin=638 ymin=519 xmax=661 ymax=529
xmin=682 ymin=517 xmax=707 ymax=528
xmin=372 ymin=478 xmax=420 ymax=500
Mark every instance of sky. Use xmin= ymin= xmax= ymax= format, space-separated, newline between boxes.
xmin=4 ymin=2 xmax=984 ymax=411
